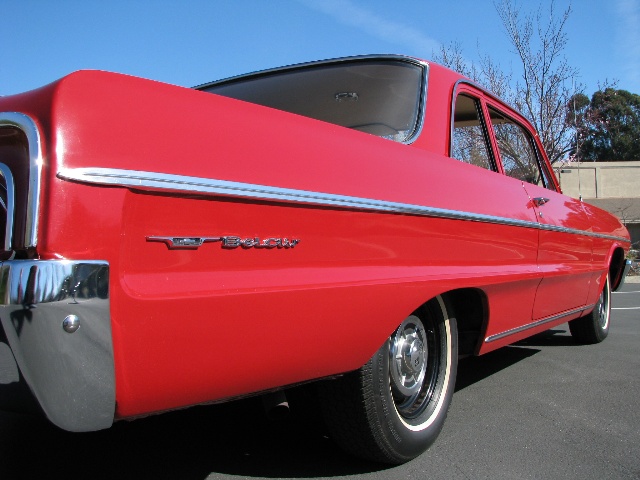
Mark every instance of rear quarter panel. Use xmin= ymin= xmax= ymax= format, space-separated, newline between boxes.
xmin=7 ymin=70 xmax=573 ymax=417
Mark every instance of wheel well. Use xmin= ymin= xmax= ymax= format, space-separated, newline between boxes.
xmin=609 ymin=247 xmax=627 ymax=291
xmin=441 ymin=288 xmax=487 ymax=356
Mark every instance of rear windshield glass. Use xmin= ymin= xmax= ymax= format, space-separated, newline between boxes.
xmin=200 ymin=59 xmax=425 ymax=143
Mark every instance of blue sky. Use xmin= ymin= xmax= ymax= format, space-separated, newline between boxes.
xmin=1 ymin=0 xmax=639 ymax=98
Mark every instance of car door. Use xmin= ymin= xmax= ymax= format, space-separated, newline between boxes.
xmin=449 ymin=85 xmax=542 ymax=340
xmin=485 ymin=104 xmax=593 ymax=320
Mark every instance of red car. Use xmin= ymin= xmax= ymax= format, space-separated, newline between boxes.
xmin=0 ymin=55 xmax=631 ymax=464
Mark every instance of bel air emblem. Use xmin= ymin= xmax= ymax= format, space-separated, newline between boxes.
xmin=147 ymin=236 xmax=300 ymax=250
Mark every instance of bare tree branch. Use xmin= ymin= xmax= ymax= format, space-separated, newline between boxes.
xmin=435 ymin=1 xmax=581 ymax=165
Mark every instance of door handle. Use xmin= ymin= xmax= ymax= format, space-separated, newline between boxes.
xmin=533 ymin=197 xmax=550 ymax=207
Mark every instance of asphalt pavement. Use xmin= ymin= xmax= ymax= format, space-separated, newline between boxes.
xmin=1 ymin=281 xmax=639 ymax=480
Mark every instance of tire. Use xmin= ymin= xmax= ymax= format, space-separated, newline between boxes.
xmin=318 ymin=296 xmax=458 ymax=464
xmin=569 ymin=274 xmax=611 ymax=344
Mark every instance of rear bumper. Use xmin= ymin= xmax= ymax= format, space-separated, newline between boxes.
xmin=0 ymin=260 xmax=114 ymax=431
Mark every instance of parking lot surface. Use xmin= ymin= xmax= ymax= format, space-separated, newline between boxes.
xmin=1 ymin=281 xmax=639 ymax=480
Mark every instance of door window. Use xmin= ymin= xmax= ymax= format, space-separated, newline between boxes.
xmin=487 ymin=106 xmax=555 ymax=190
xmin=451 ymin=94 xmax=495 ymax=171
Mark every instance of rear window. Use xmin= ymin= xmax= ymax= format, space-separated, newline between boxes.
xmin=200 ymin=59 xmax=425 ymax=143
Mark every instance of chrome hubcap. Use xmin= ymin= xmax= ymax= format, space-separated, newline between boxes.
xmin=597 ymin=279 xmax=610 ymax=329
xmin=390 ymin=316 xmax=427 ymax=397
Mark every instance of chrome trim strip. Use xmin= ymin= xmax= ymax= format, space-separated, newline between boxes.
xmin=0 ymin=112 xmax=43 ymax=248
xmin=0 ymin=163 xmax=15 ymax=251
xmin=536 ymin=223 xmax=629 ymax=243
xmin=0 ymin=260 xmax=114 ymax=431
xmin=485 ymin=303 xmax=596 ymax=343
xmin=57 ymin=167 xmax=632 ymax=244
xmin=58 ymin=167 xmax=538 ymax=226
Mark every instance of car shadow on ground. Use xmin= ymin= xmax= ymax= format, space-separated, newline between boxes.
xmin=1 ymin=327 xmax=578 ymax=480
xmin=1 ymin=396 xmax=384 ymax=480
xmin=455 ymin=345 xmax=539 ymax=392
xmin=514 ymin=326 xmax=578 ymax=347
xmin=455 ymin=326 xmax=578 ymax=392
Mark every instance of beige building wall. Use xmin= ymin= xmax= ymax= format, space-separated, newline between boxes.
xmin=556 ymin=161 xmax=640 ymax=200
xmin=555 ymin=161 xmax=640 ymax=246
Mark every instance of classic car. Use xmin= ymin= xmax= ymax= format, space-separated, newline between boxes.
xmin=0 ymin=55 xmax=631 ymax=464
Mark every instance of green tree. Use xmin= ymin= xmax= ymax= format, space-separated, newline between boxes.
xmin=569 ymin=88 xmax=640 ymax=161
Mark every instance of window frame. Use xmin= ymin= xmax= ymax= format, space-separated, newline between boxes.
xmin=449 ymin=80 xmax=559 ymax=192
xmin=483 ymin=101 xmax=558 ymax=191
xmin=449 ymin=87 xmax=498 ymax=172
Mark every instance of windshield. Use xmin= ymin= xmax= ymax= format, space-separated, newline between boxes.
xmin=199 ymin=58 xmax=425 ymax=143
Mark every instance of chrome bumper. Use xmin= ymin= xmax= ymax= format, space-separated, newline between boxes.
xmin=0 ymin=260 xmax=114 ymax=431
xmin=615 ymin=259 xmax=633 ymax=291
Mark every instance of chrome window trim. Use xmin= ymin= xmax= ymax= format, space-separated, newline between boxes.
xmin=450 ymin=79 xmax=558 ymax=191
xmin=411 ymin=58 xmax=429 ymax=144
xmin=485 ymin=303 xmax=596 ymax=343
xmin=195 ymin=55 xmax=429 ymax=145
xmin=451 ymin=79 xmax=530 ymax=127
xmin=485 ymin=103 xmax=554 ymax=190
xmin=448 ymin=90 xmax=497 ymax=172
xmin=0 ymin=112 xmax=43 ymax=248
xmin=58 ymin=167 xmax=631 ymax=244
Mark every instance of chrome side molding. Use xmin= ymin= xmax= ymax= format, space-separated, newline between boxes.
xmin=59 ymin=167 xmax=632 ymax=245
xmin=485 ymin=303 xmax=596 ymax=343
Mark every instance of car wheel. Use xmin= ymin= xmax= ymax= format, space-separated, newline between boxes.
xmin=318 ymin=296 xmax=458 ymax=464
xmin=569 ymin=274 xmax=611 ymax=344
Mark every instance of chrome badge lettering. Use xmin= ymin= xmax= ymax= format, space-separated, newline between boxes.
xmin=147 ymin=236 xmax=300 ymax=250
xmin=220 ymin=236 xmax=300 ymax=249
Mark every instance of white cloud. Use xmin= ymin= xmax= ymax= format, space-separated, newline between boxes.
xmin=616 ymin=0 xmax=640 ymax=90
xmin=297 ymin=0 xmax=441 ymax=56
